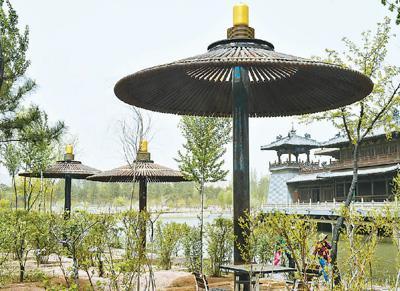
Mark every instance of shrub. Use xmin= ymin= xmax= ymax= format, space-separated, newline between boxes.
xmin=155 ymin=222 xmax=186 ymax=270
xmin=206 ymin=217 xmax=234 ymax=276
xmin=182 ymin=224 xmax=202 ymax=272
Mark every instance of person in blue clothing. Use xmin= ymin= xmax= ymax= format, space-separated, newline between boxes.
xmin=313 ymin=233 xmax=332 ymax=283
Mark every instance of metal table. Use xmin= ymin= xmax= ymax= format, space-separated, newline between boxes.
xmin=220 ymin=264 xmax=296 ymax=291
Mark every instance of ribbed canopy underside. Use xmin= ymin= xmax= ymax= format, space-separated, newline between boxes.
xmin=115 ymin=39 xmax=373 ymax=117
xmin=19 ymin=160 xmax=100 ymax=179
xmin=86 ymin=161 xmax=186 ymax=183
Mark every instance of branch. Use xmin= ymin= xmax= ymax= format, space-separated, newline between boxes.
xmin=341 ymin=108 xmax=353 ymax=142
xmin=361 ymin=82 xmax=400 ymax=140
xmin=356 ymin=102 xmax=365 ymax=142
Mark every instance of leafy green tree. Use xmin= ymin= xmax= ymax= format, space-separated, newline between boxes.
xmin=301 ymin=18 xmax=400 ymax=282
xmin=11 ymin=210 xmax=37 ymax=282
xmin=1 ymin=113 xmax=62 ymax=211
xmin=250 ymin=170 xmax=269 ymax=208
xmin=0 ymin=0 xmax=64 ymax=144
xmin=50 ymin=211 xmax=98 ymax=289
xmin=176 ymin=116 xmax=231 ymax=272
xmin=237 ymin=211 xmax=275 ymax=265
xmin=0 ymin=1 xmax=64 ymax=213
xmin=380 ymin=0 xmax=400 ymax=24
xmin=1 ymin=143 xmax=20 ymax=209
xmin=29 ymin=211 xmax=57 ymax=266
xmin=267 ymin=212 xmax=318 ymax=289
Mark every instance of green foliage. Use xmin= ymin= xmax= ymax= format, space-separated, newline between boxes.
xmin=250 ymin=170 xmax=269 ymax=208
xmin=49 ymin=211 xmax=98 ymax=289
xmin=182 ymin=224 xmax=202 ymax=273
xmin=300 ymin=17 xmax=400 ymax=273
xmin=338 ymin=206 xmax=388 ymax=290
xmin=380 ymin=0 xmax=400 ymax=24
xmin=302 ymin=18 xmax=400 ymax=145
xmin=238 ymin=211 xmax=317 ymax=286
xmin=0 ymin=0 xmax=65 ymax=212
xmin=206 ymin=217 xmax=234 ymax=277
xmin=0 ymin=0 xmax=64 ymax=144
xmin=29 ymin=212 xmax=57 ymax=266
xmin=176 ymin=116 xmax=231 ymax=185
xmin=237 ymin=211 xmax=275 ymax=264
xmin=0 ymin=172 xmax=269 ymax=211
xmin=117 ymin=210 xmax=153 ymax=290
xmin=155 ymin=221 xmax=186 ymax=270
xmin=268 ymin=212 xmax=317 ymax=284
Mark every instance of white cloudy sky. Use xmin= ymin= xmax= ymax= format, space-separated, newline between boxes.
xmin=3 ymin=0 xmax=399 ymax=184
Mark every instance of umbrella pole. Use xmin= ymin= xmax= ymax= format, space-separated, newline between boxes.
xmin=232 ymin=66 xmax=250 ymax=267
xmin=64 ymin=175 xmax=72 ymax=219
xmin=139 ymin=179 xmax=147 ymax=250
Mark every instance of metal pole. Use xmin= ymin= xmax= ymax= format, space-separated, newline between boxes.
xmin=232 ymin=66 xmax=250 ymax=266
xmin=139 ymin=179 xmax=147 ymax=250
xmin=64 ymin=175 xmax=72 ymax=219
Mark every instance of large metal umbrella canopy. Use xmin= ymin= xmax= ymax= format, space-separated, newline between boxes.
xmin=114 ymin=4 xmax=373 ymax=265
xmin=86 ymin=141 xmax=187 ymax=246
xmin=19 ymin=145 xmax=100 ymax=217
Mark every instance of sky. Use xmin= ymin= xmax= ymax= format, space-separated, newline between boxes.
xmin=3 ymin=0 xmax=400 ymax=184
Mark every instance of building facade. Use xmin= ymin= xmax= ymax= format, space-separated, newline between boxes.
xmin=262 ymin=129 xmax=400 ymax=204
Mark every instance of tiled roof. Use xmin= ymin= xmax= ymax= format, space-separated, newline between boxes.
xmin=322 ymin=128 xmax=389 ymax=147
xmin=261 ymin=130 xmax=320 ymax=150
xmin=287 ymin=164 xmax=400 ymax=183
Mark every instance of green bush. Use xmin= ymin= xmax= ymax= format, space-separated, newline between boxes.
xmin=155 ymin=222 xmax=186 ymax=270
xmin=182 ymin=224 xmax=202 ymax=272
xmin=206 ymin=217 xmax=234 ymax=277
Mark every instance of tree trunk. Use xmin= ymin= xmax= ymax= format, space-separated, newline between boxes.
xmin=23 ymin=177 xmax=27 ymax=210
xmin=50 ymin=185 xmax=54 ymax=213
xmin=331 ymin=142 xmax=359 ymax=284
xmin=139 ymin=179 xmax=147 ymax=253
xmin=19 ymin=263 xmax=24 ymax=282
xmin=13 ymin=174 xmax=17 ymax=210
xmin=199 ymin=180 xmax=204 ymax=273
xmin=97 ymin=253 xmax=104 ymax=277
xmin=73 ymin=255 xmax=79 ymax=289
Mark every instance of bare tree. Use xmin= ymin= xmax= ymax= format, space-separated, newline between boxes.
xmin=119 ymin=107 xmax=153 ymax=290
xmin=120 ymin=107 xmax=152 ymax=168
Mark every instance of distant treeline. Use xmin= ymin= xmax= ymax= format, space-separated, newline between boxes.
xmin=0 ymin=171 xmax=269 ymax=210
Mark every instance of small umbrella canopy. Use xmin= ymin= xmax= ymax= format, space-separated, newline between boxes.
xmin=86 ymin=140 xmax=187 ymax=211
xmin=113 ymin=4 xmax=373 ymax=266
xmin=19 ymin=160 xmax=100 ymax=179
xmin=86 ymin=141 xmax=187 ymax=248
xmin=19 ymin=145 xmax=100 ymax=216
xmin=86 ymin=161 xmax=185 ymax=183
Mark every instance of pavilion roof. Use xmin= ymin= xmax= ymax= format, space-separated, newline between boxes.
xmin=261 ymin=129 xmax=320 ymax=151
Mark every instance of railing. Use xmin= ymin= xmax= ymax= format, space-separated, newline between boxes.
xmin=327 ymin=153 xmax=400 ymax=170
xmin=262 ymin=200 xmax=395 ymax=216
xmin=269 ymin=161 xmax=319 ymax=169
xmin=270 ymin=153 xmax=400 ymax=173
